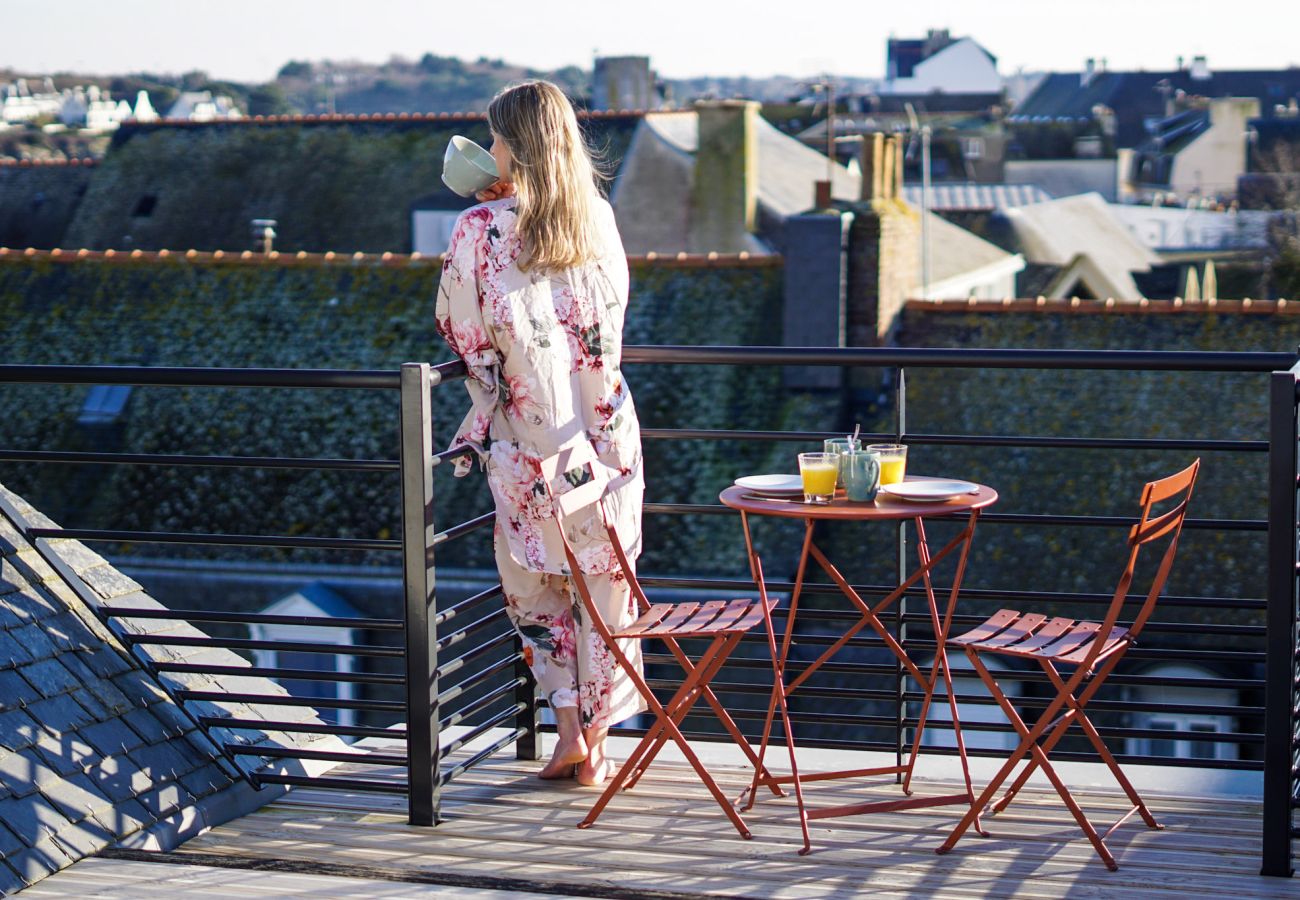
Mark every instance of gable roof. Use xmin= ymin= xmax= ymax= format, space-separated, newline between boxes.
xmin=1001 ymin=192 xmax=1160 ymax=300
xmin=0 ymin=483 xmax=342 ymax=892
xmin=615 ymin=110 xmax=1021 ymax=290
xmin=1012 ymin=68 xmax=1300 ymax=148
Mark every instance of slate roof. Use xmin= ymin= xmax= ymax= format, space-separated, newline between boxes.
xmin=613 ymin=111 xmax=1022 ymax=291
xmin=902 ymin=182 xmax=1052 ymax=212
xmin=0 ymin=482 xmax=344 ymax=894
xmin=1012 ymin=68 xmax=1300 ymax=148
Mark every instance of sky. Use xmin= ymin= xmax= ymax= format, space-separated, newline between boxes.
xmin=4 ymin=0 xmax=1298 ymax=83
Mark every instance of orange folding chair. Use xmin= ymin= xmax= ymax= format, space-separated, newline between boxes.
xmin=936 ymin=459 xmax=1199 ymax=870
xmin=539 ymin=442 xmax=807 ymax=844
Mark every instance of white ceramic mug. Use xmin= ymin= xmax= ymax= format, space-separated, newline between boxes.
xmin=441 ymin=136 xmax=499 ymax=198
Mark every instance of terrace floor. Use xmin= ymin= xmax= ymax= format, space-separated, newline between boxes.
xmin=28 ymin=735 xmax=1300 ymax=899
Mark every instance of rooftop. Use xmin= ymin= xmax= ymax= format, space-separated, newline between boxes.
xmin=25 ymin=736 xmax=1288 ymax=899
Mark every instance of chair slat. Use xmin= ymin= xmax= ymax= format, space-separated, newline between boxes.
xmin=1057 ymin=626 xmax=1130 ymax=664
xmin=1004 ymin=616 xmax=1076 ymax=654
xmin=682 ymin=598 xmax=752 ymax=636
xmin=617 ymin=603 xmax=675 ymax=636
xmin=979 ymin=612 xmax=1047 ymax=649
xmin=1032 ymin=621 xmax=1102 ymax=659
xmin=618 ymin=602 xmax=698 ymax=637
xmin=951 ymin=608 xmax=1020 ymax=645
xmin=731 ymin=597 xmax=779 ymax=632
xmin=665 ymin=600 xmax=728 ymax=634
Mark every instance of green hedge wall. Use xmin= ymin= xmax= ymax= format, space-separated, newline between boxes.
xmin=0 ymin=256 xmax=786 ymax=576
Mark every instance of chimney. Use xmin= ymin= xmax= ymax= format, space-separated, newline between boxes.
xmin=690 ymin=100 xmax=759 ymax=253
xmin=858 ymin=132 xmax=904 ymax=203
xmin=1190 ymin=55 xmax=1211 ymax=81
xmin=1082 ymin=58 xmax=1096 ymax=87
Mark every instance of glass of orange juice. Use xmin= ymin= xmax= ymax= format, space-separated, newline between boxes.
xmin=867 ymin=444 xmax=908 ymax=485
xmin=797 ymin=452 xmax=838 ymax=504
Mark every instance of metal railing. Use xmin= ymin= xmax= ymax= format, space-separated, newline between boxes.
xmin=3 ymin=345 xmax=1300 ymax=874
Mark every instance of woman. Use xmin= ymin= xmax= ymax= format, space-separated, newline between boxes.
xmin=434 ymin=81 xmax=644 ymax=786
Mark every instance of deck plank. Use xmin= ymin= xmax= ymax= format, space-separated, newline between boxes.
xmin=157 ymin=750 xmax=1300 ymax=900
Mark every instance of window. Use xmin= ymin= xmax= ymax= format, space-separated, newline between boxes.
xmin=250 ymin=585 xmax=360 ymax=731
xmin=412 ymin=210 xmax=464 ymax=256
xmin=960 ymin=137 xmax=985 ymax=160
xmin=132 ymin=194 xmax=157 ymax=217
xmin=1142 ymin=716 xmax=1224 ymax=760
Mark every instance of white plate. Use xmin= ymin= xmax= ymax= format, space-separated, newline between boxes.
xmin=734 ymin=474 xmax=804 ymax=495
xmin=878 ymin=479 xmax=979 ymax=502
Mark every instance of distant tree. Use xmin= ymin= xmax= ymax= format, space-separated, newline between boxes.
xmin=248 ymin=83 xmax=296 ymax=117
xmin=180 ymin=70 xmax=210 ymax=91
xmin=1254 ymin=142 xmax=1300 ymax=298
xmin=277 ymin=60 xmax=314 ymax=80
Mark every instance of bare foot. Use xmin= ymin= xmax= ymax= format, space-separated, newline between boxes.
xmin=538 ymin=737 xmax=588 ymax=779
xmin=576 ymin=745 xmax=614 ymax=786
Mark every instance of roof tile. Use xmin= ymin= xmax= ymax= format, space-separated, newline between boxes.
xmin=0 ymin=818 xmax=24 ymax=859
xmin=7 ymin=624 xmax=58 ymax=661
xmin=88 ymin=795 xmax=154 ymax=834
xmin=79 ymin=719 xmax=146 ymax=758
xmin=49 ymin=815 xmax=114 ymax=860
xmin=127 ymin=742 xmax=197 ymax=784
xmin=0 ymin=748 xmax=48 ymax=798
xmin=24 ymin=694 xmax=97 ymax=734
xmin=87 ymin=754 xmax=159 ymax=800
xmin=39 ymin=772 xmax=113 ymax=823
xmin=75 ymin=646 xmax=134 ymax=680
xmin=133 ymin=781 xmax=192 ymax=820
xmin=0 ymin=630 xmax=33 ymax=669
xmin=122 ymin=708 xmax=171 ymax=745
xmin=19 ymin=658 xmax=83 ymax=698
xmin=0 ymin=710 xmax=45 ymax=752
xmin=179 ymin=763 xmax=234 ymax=800
xmin=78 ymin=565 xmax=142 ymax=602
xmin=81 ymin=676 xmax=134 ymax=715
xmin=31 ymin=732 xmax=98 ymax=776
xmin=0 ymin=668 xmax=41 ymax=711
xmin=0 ymin=861 xmax=24 ymax=896
xmin=0 ymin=793 xmax=69 ymax=844
xmin=5 ymin=834 xmax=74 ymax=884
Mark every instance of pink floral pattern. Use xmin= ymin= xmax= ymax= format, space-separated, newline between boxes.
xmin=435 ymin=197 xmax=643 ymax=576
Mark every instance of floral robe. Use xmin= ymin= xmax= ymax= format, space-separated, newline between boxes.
xmin=435 ymin=196 xmax=645 ymax=727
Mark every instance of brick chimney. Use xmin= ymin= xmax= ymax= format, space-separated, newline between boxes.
xmin=845 ymin=132 xmax=919 ymax=346
xmin=689 ymin=100 xmax=759 ymax=253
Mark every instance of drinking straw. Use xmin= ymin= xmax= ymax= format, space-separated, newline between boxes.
xmin=851 ymin=423 xmax=861 ymax=445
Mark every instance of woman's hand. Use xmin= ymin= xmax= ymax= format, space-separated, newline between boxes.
xmin=475 ymin=180 xmax=516 ymax=202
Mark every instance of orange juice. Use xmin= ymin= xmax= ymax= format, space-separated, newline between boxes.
xmin=800 ymin=461 xmax=838 ymax=496
xmin=880 ymin=457 xmax=906 ymax=485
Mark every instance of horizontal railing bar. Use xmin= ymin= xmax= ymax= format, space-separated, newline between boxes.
xmin=123 ymin=633 xmax=403 ymax=657
xmin=436 ymin=608 xmax=509 ymax=652
xmin=0 ymin=449 xmax=400 ymax=471
xmin=433 ymin=584 xmax=504 ymax=627
xmin=438 ymin=727 xmax=526 ymax=787
xmin=28 ymin=527 xmax=400 ymax=551
xmin=153 ymin=662 xmax=404 ymax=686
xmin=433 ymin=512 xmax=495 ymax=546
xmin=641 ymin=428 xmax=1265 ymax=453
xmin=637 ymin=575 xmax=1266 ymax=611
xmin=622 ymin=344 xmax=1296 ymax=372
xmin=432 ymin=630 xmax=516 ymax=682
xmin=178 ymin=690 xmax=405 ymax=712
xmin=436 ymin=655 xmax=519 ymax=708
xmin=254 ymin=773 xmax=408 ymax=794
xmin=200 ymin=716 xmax=405 ymax=739
xmin=640 ymin=505 xmax=1263 ymax=532
xmin=439 ymin=677 xmax=528 ymax=731
xmin=224 ymin=744 xmax=408 ymax=767
xmin=0 ymin=363 xmax=403 ymax=389
xmin=103 ymin=606 xmax=404 ymax=631
xmin=436 ymin=704 xmax=527 ymax=762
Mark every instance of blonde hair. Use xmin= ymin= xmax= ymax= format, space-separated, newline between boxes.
xmin=487 ymin=81 xmax=605 ymax=273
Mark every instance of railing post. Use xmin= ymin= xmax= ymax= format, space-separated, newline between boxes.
xmin=894 ymin=365 xmax=909 ymax=774
xmin=514 ymin=634 xmax=540 ymax=760
xmin=400 ymin=362 xmax=440 ymax=826
xmin=1263 ymin=366 xmax=1300 ymax=876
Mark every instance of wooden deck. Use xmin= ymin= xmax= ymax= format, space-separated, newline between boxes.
xmin=57 ymin=736 xmax=1298 ymax=900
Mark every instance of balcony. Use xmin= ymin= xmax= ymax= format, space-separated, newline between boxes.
xmin=2 ymin=343 xmax=1299 ymax=895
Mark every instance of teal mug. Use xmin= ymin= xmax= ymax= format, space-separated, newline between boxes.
xmin=843 ymin=449 xmax=880 ymax=502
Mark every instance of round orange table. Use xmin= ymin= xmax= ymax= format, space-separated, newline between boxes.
xmin=719 ymin=477 xmax=999 ymax=853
